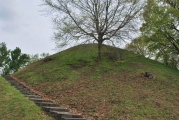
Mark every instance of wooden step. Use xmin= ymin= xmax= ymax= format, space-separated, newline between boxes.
xmin=51 ymin=111 xmax=85 ymax=119
xmin=35 ymin=102 xmax=58 ymax=107
xmin=21 ymin=92 xmax=34 ymax=95
xmin=61 ymin=118 xmax=86 ymax=120
xmin=25 ymin=95 xmax=42 ymax=98
xmin=62 ymin=114 xmax=84 ymax=119
xmin=42 ymin=106 xmax=70 ymax=112
xmin=30 ymin=98 xmax=51 ymax=102
xmin=51 ymin=111 xmax=71 ymax=117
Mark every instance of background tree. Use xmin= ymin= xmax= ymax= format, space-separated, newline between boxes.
xmin=44 ymin=0 xmax=144 ymax=60
xmin=0 ymin=42 xmax=9 ymax=67
xmin=2 ymin=47 xmax=30 ymax=75
xmin=163 ymin=0 xmax=179 ymax=9
xmin=140 ymin=0 xmax=179 ymax=68
xmin=125 ymin=36 xmax=154 ymax=58
xmin=28 ymin=53 xmax=50 ymax=64
xmin=28 ymin=54 xmax=40 ymax=64
xmin=40 ymin=52 xmax=50 ymax=58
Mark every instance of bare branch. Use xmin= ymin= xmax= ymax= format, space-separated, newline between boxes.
xmin=44 ymin=0 xmax=144 ymax=58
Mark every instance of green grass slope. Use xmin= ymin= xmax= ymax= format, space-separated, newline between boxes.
xmin=13 ymin=44 xmax=179 ymax=120
xmin=0 ymin=76 xmax=54 ymax=120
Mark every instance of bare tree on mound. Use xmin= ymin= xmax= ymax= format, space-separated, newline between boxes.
xmin=44 ymin=0 xmax=144 ymax=60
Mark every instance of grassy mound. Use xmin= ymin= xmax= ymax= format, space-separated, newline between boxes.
xmin=13 ymin=44 xmax=179 ymax=120
xmin=0 ymin=76 xmax=53 ymax=120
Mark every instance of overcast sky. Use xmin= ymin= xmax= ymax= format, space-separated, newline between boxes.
xmin=0 ymin=0 xmax=56 ymax=55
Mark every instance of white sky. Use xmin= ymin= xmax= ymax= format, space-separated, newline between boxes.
xmin=0 ymin=0 xmax=56 ymax=55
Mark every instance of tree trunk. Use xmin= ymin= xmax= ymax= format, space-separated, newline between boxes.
xmin=98 ymin=41 xmax=102 ymax=60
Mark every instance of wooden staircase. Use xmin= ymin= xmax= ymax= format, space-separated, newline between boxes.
xmin=3 ymin=75 xmax=86 ymax=120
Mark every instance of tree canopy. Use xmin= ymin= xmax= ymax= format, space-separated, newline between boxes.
xmin=141 ymin=0 xmax=179 ymax=53
xmin=0 ymin=43 xmax=30 ymax=75
xmin=125 ymin=36 xmax=154 ymax=58
xmin=140 ymin=0 xmax=179 ymax=67
xmin=0 ymin=42 xmax=9 ymax=67
xmin=44 ymin=0 xmax=144 ymax=59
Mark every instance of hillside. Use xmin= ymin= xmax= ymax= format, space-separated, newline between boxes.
xmin=0 ymin=76 xmax=53 ymax=120
xmin=13 ymin=44 xmax=179 ymax=120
